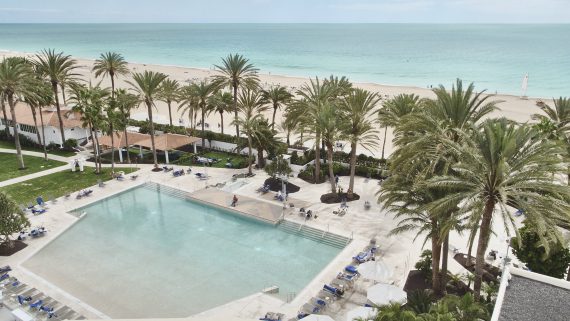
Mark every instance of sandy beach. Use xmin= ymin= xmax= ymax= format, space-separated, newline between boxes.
xmin=2 ymin=50 xmax=549 ymax=157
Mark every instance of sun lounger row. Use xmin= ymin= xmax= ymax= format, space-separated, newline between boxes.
xmin=294 ymin=241 xmax=378 ymax=319
xmin=1 ymin=274 xmax=85 ymax=320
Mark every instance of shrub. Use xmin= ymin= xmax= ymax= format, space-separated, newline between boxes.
xmin=63 ymin=138 xmax=78 ymax=150
xmin=290 ymin=151 xmax=299 ymax=164
xmin=511 ymin=223 xmax=570 ymax=278
xmin=415 ymin=250 xmax=433 ymax=282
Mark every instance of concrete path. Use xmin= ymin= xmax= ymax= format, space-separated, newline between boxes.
xmin=0 ymin=148 xmax=72 ymax=162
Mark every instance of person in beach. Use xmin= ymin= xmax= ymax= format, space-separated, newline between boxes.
xmin=231 ymin=195 xmax=238 ymax=207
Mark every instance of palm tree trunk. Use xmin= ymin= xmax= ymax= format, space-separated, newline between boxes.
xmin=1 ymin=96 xmax=10 ymax=138
xmin=39 ymin=108 xmax=48 ymax=161
xmin=29 ymin=105 xmax=43 ymax=153
xmin=93 ymin=128 xmax=102 ymax=174
xmin=327 ymin=143 xmax=336 ymax=193
xmin=348 ymin=142 xmax=357 ymax=198
xmin=167 ymin=101 xmax=173 ymax=126
xmin=219 ymin=111 xmax=224 ymax=135
xmin=257 ymin=147 xmax=264 ymax=168
xmin=201 ymin=108 xmax=206 ymax=149
xmin=147 ymin=101 xmax=158 ymax=167
xmin=381 ymin=126 xmax=388 ymax=160
xmin=431 ymin=234 xmax=442 ymax=296
xmin=314 ymin=130 xmax=321 ymax=182
xmin=7 ymin=94 xmax=25 ymax=169
xmin=272 ymin=104 xmax=277 ymax=130
xmin=110 ymin=75 xmax=115 ymax=99
xmin=474 ymin=199 xmax=495 ymax=301
xmin=247 ymin=136 xmax=253 ymax=175
xmin=52 ymin=82 xmax=66 ymax=144
xmin=441 ymin=233 xmax=450 ymax=293
xmin=233 ymin=84 xmax=239 ymax=138
xmin=110 ymin=125 xmax=115 ymax=173
xmin=61 ymin=84 xmax=67 ymax=105
xmin=286 ymin=129 xmax=290 ymax=146
xmin=124 ymin=128 xmax=131 ymax=164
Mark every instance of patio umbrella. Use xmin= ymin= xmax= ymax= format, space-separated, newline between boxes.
xmin=346 ymin=306 xmax=375 ymax=321
xmin=302 ymin=315 xmax=336 ymax=321
xmin=358 ymin=260 xmax=393 ymax=283
xmin=366 ymin=283 xmax=407 ymax=306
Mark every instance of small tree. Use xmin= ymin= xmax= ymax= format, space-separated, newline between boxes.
xmin=415 ymin=250 xmax=433 ymax=282
xmin=264 ymin=155 xmax=292 ymax=179
xmin=511 ymin=223 xmax=570 ymax=279
xmin=0 ymin=191 xmax=30 ymax=247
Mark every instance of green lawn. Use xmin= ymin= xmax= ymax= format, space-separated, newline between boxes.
xmin=202 ymin=151 xmax=249 ymax=168
xmin=0 ymin=167 xmax=139 ymax=205
xmin=0 ymin=140 xmax=77 ymax=157
xmin=0 ymin=153 xmax=67 ymax=182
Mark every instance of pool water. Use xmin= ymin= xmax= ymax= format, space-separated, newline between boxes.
xmin=23 ymin=185 xmax=342 ymax=318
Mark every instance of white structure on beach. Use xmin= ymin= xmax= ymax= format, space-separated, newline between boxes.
xmin=0 ymin=103 xmax=90 ymax=146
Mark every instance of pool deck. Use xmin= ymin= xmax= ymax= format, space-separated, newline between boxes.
xmin=189 ymin=188 xmax=284 ymax=224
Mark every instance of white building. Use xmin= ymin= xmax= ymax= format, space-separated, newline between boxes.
xmin=0 ymin=103 xmax=90 ymax=146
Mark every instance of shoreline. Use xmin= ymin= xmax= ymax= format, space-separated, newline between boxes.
xmin=0 ymin=49 xmax=552 ymax=101
xmin=0 ymin=49 xmax=548 ymax=158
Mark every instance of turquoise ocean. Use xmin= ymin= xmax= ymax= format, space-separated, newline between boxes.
xmin=0 ymin=24 xmax=569 ymax=97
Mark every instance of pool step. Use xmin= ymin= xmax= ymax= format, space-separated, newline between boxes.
xmin=143 ymin=182 xmax=190 ymax=200
xmin=277 ymin=220 xmax=351 ymax=249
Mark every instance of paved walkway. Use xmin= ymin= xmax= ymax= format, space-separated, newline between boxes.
xmin=0 ymin=148 xmax=71 ymax=162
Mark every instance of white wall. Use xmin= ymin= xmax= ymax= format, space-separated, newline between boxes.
xmin=0 ymin=123 xmax=90 ymax=146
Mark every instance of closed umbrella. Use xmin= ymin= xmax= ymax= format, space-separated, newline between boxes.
xmin=302 ymin=315 xmax=336 ymax=321
xmin=358 ymin=260 xmax=393 ymax=283
xmin=346 ymin=306 xmax=375 ymax=321
xmin=366 ymin=283 xmax=407 ymax=306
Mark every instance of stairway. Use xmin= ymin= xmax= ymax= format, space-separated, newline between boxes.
xmin=277 ymin=220 xmax=351 ymax=249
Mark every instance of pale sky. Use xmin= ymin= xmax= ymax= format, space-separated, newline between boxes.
xmin=0 ymin=0 xmax=569 ymax=23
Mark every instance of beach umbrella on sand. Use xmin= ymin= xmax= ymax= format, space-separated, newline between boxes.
xmin=366 ymin=283 xmax=407 ymax=306
xmin=302 ymin=315 xmax=336 ymax=321
xmin=346 ymin=306 xmax=375 ymax=321
xmin=358 ymin=260 xmax=393 ymax=283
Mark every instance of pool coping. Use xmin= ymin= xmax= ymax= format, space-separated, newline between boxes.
xmin=17 ymin=179 xmax=354 ymax=319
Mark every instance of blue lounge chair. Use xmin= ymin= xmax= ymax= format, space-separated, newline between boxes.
xmin=40 ymin=305 xmax=55 ymax=314
xmin=32 ymin=208 xmax=46 ymax=215
xmin=345 ymin=265 xmax=359 ymax=274
xmin=36 ymin=197 xmax=47 ymax=207
xmin=0 ymin=265 xmax=11 ymax=273
xmin=337 ymin=271 xmax=358 ymax=282
xmin=17 ymin=295 xmax=32 ymax=305
xmin=323 ymin=284 xmax=344 ymax=298
xmin=353 ymin=247 xmax=377 ymax=263
xmin=0 ymin=273 xmax=9 ymax=281
xmin=297 ymin=312 xmax=309 ymax=319
xmin=30 ymin=299 xmax=43 ymax=309
xmin=29 ymin=227 xmax=46 ymax=238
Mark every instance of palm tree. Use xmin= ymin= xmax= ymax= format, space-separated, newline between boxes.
xmin=262 ymin=86 xmax=293 ymax=130
xmin=32 ymin=82 xmax=54 ymax=161
xmin=371 ymin=303 xmax=419 ymax=321
xmin=22 ymin=81 xmax=50 ymax=160
xmin=293 ymin=78 xmax=336 ymax=182
xmin=115 ymin=89 xmax=139 ymax=164
xmin=104 ymin=96 xmax=121 ymax=172
xmin=213 ymin=54 xmax=259 ymax=138
xmin=278 ymin=114 xmax=298 ymax=147
xmin=127 ymin=71 xmax=167 ymax=168
xmin=234 ymin=89 xmax=269 ymax=175
xmin=0 ymin=93 xmax=9 ymax=137
xmin=531 ymin=97 xmax=570 ymax=184
xmin=441 ymin=293 xmax=489 ymax=321
xmin=315 ymin=101 xmax=344 ymax=193
xmin=0 ymin=57 xmax=35 ymax=169
xmin=209 ymin=91 xmax=233 ymax=135
xmin=92 ymin=52 xmax=129 ymax=98
xmin=340 ymin=88 xmax=380 ymax=197
xmin=378 ymin=94 xmax=422 ymax=160
xmin=34 ymin=49 xmax=79 ymax=144
xmin=158 ymin=78 xmax=180 ymax=126
xmin=428 ymin=118 xmax=570 ymax=300
xmin=250 ymin=118 xmax=280 ymax=168
xmin=190 ymin=80 xmax=216 ymax=149
xmin=68 ymin=83 xmax=109 ymax=174
xmin=178 ymin=84 xmax=199 ymax=131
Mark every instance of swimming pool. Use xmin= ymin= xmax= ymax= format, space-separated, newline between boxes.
xmin=23 ymin=184 xmax=344 ymax=318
